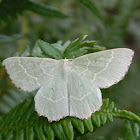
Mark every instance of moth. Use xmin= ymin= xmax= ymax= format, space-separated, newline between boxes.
xmin=3 ymin=48 xmax=134 ymax=122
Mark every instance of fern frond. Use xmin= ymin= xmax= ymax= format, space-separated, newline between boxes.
xmin=0 ymin=89 xmax=34 ymax=115
xmin=125 ymin=120 xmax=140 ymax=140
xmin=0 ymin=98 xmax=139 ymax=140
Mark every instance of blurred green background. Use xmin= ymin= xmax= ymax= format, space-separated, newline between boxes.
xmin=0 ymin=0 xmax=140 ymax=139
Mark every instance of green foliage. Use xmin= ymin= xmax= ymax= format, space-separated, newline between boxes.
xmin=0 ymin=34 xmax=23 ymax=44
xmin=38 ymin=40 xmax=63 ymax=59
xmin=0 ymin=0 xmax=68 ymax=24
xmin=0 ymin=99 xmax=140 ymax=140
xmin=0 ymin=89 xmax=34 ymax=115
xmin=0 ymin=0 xmax=140 ymax=139
xmin=125 ymin=120 xmax=140 ymax=140
xmin=63 ymin=35 xmax=88 ymax=58
xmin=77 ymin=0 xmax=103 ymax=21
xmin=32 ymin=37 xmax=104 ymax=59
xmin=26 ymin=1 xmax=68 ymax=18
xmin=102 ymin=0 xmax=139 ymax=50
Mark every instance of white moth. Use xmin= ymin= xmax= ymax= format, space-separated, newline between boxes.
xmin=3 ymin=48 xmax=134 ymax=122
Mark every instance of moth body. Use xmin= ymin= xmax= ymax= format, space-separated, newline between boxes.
xmin=59 ymin=59 xmax=73 ymax=83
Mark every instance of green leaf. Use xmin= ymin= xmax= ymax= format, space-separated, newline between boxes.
xmin=92 ymin=114 xmax=101 ymax=127
xmin=32 ymin=40 xmax=47 ymax=57
xmin=100 ymin=114 xmax=107 ymax=125
xmin=107 ymin=102 xmax=114 ymax=112
xmin=125 ymin=121 xmax=140 ymax=139
xmin=15 ymin=128 xmax=24 ymax=140
xmin=24 ymin=126 xmax=34 ymax=139
xmin=34 ymin=123 xmax=46 ymax=140
xmin=107 ymin=114 xmax=113 ymax=122
xmin=74 ymin=41 xmax=105 ymax=54
xmin=51 ymin=122 xmax=67 ymax=140
xmin=86 ymin=45 xmax=105 ymax=52
xmin=64 ymin=49 xmax=87 ymax=59
xmin=43 ymin=125 xmax=54 ymax=140
xmin=20 ymin=45 xmax=31 ymax=57
xmin=113 ymin=107 xmax=118 ymax=113
xmin=125 ymin=120 xmax=135 ymax=140
xmin=52 ymin=40 xmax=71 ymax=53
xmin=115 ymin=110 xmax=140 ymax=122
xmin=32 ymin=41 xmax=46 ymax=58
xmin=71 ymin=118 xmax=84 ymax=134
xmin=132 ymin=123 xmax=139 ymax=137
xmin=78 ymin=40 xmax=97 ymax=48
xmin=77 ymin=0 xmax=103 ymax=20
xmin=107 ymin=102 xmax=115 ymax=121
xmin=100 ymin=98 xmax=109 ymax=111
xmin=71 ymin=40 xmax=97 ymax=52
xmin=83 ymin=118 xmax=93 ymax=132
xmin=63 ymin=35 xmax=88 ymax=58
xmin=26 ymin=1 xmax=69 ymax=18
xmin=61 ymin=119 xmax=74 ymax=140
xmin=38 ymin=40 xmax=62 ymax=59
